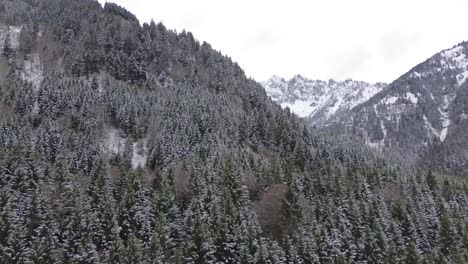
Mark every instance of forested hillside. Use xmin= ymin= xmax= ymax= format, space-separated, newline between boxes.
xmin=0 ymin=0 xmax=467 ymax=263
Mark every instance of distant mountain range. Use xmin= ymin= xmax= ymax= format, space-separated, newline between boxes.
xmin=262 ymin=75 xmax=386 ymax=125
xmin=263 ymin=42 xmax=468 ymax=172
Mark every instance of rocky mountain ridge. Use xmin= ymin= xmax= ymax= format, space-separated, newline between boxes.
xmin=262 ymin=74 xmax=386 ymax=125
xmin=263 ymin=42 xmax=468 ymax=172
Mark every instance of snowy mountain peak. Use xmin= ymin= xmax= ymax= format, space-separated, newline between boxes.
xmin=262 ymin=75 xmax=387 ymax=125
xmin=356 ymin=42 xmax=468 ymax=148
xmin=332 ymin=41 xmax=468 ymax=171
xmin=270 ymin=74 xmax=286 ymax=82
xmin=441 ymin=44 xmax=466 ymax=62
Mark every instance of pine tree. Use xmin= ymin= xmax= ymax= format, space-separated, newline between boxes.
xmin=405 ymin=241 xmax=419 ymax=264
xmin=24 ymin=190 xmax=55 ymax=264
xmin=108 ymin=226 xmax=125 ymax=264
xmin=452 ymin=248 xmax=465 ymax=264
xmin=118 ymin=169 xmax=151 ymax=243
xmin=256 ymin=238 xmax=271 ymax=264
xmin=151 ymin=168 xmax=180 ymax=259
xmin=145 ymin=232 xmax=164 ymax=264
xmin=283 ymin=235 xmax=301 ymax=264
xmin=24 ymin=189 xmax=46 ymax=244
xmin=384 ymin=244 xmax=399 ymax=264
xmin=243 ymin=223 xmax=260 ymax=263
xmin=213 ymin=191 xmax=241 ymax=262
xmin=76 ymin=235 xmax=98 ymax=264
xmin=184 ymin=202 xmax=215 ymax=264
xmin=3 ymin=32 xmax=13 ymax=59
xmin=29 ymin=230 xmax=55 ymax=264
xmin=439 ymin=212 xmax=453 ymax=256
xmin=364 ymin=227 xmax=380 ymax=263
xmin=123 ymin=234 xmax=143 ymax=264
xmin=336 ymin=254 xmax=346 ymax=264
xmin=87 ymin=160 xmax=116 ymax=251
xmin=267 ymin=240 xmax=286 ymax=264
xmin=282 ymin=182 xmax=302 ymax=235
xmin=3 ymin=222 xmax=27 ymax=264
xmin=426 ymin=170 xmax=437 ymax=191
xmin=19 ymin=24 xmax=35 ymax=54
xmin=0 ymin=190 xmax=12 ymax=262
xmin=59 ymin=190 xmax=98 ymax=264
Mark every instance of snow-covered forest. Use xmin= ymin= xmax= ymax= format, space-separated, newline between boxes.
xmin=0 ymin=0 xmax=467 ymax=263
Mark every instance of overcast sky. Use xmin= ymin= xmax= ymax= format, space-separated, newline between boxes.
xmin=97 ymin=0 xmax=468 ymax=83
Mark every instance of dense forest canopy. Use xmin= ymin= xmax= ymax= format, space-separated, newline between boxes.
xmin=0 ymin=0 xmax=467 ymax=263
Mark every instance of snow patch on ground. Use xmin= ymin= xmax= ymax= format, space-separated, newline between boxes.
xmin=326 ymin=97 xmax=342 ymax=118
xmin=382 ymin=96 xmax=398 ymax=105
xmin=442 ymin=45 xmax=464 ymax=59
xmin=423 ymin=115 xmax=440 ymax=140
xmin=456 ymin=71 xmax=468 ymax=87
xmin=131 ymin=140 xmax=148 ymax=169
xmin=19 ymin=54 xmax=43 ymax=114
xmin=424 ymin=95 xmax=452 ymax=142
xmin=281 ymin=101 xmax=317 ymax=118
xmin=21 ymin=54 xmax=43 ymax=91
xmin=103 ymin=126 xmax=148 ymax=169
xmin=105 ymin=126 xmax=126 ymax=154
xmin=32 ymin=101 xmax=39 ymax=114
xmin=452 ymin=52 xmax=467 ymax=68
xmin=411 ymin=72 xmax=421 ymax=78
xmin=373 ymin=104 xmax=378 ymax=115
xmin=438 ymin=95 xmax=452 ymax=142
xmin=406 ymin=92 xmax=418 ymax=104
xmin=363 ymin=105 xmax=387 ymax=150
xmin=367 ymin=142 xmax=382 ymax=149
xmin=440 ymin=118 xmax=450 ymax=142
xmin=366 ymin=138 xmax=385 ymax=150
xmin=9 ymin=26 xmax=22 ymax=49
xmin=379 ymin=119 xmax=387 ymax=144
xmin=441 ymin=44 xmax=468 ymax=72
xmin=365 ymin=123 xmax=386 ymax=150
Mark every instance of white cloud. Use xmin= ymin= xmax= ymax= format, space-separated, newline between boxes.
xmin=98 ymin=0 xmax=468 ymax=83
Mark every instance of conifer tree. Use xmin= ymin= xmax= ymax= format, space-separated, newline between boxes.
xmin=145 ymin=232 xmax=164 ymax=264
xmin=426 ymin=170 xmax=437 ymax=191
xmin=151 ymin=168 xmax=180 ymax=259
xmin=108 ymin=226 xmax=125 ymax=264
xmin=185 ymin=205 xmax=215 ymax=264
xmin=29 ymin=231 xmax=55 ymax=264
xmin=3 ymin=223 xmax=27 ymax=264
xmin=439 ymin=212 xmax=453 ymax=256
xmin=282 ymin=182 xmax=303 ymax=234
xmin=3 ymin=32 xmax=14 ymax=59
xmin=405 ymin=241 xmax=419 ymax=264
xmin=123 ymin=234 xmax=143 ymax=264
xmin=87 ymin=160 xmax=116 ymax=251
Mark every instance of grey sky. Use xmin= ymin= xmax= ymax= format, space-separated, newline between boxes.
xmin=98 ymin=0 xmax=468 ymax=83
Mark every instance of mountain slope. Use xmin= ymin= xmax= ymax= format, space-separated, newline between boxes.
xmin=332 ymin=42 xmax=468 ymax=171
xmin=0 ymin=1 xmax=467 ymax=263
xmin=262 ymin=75 xmax=386 ymax=125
